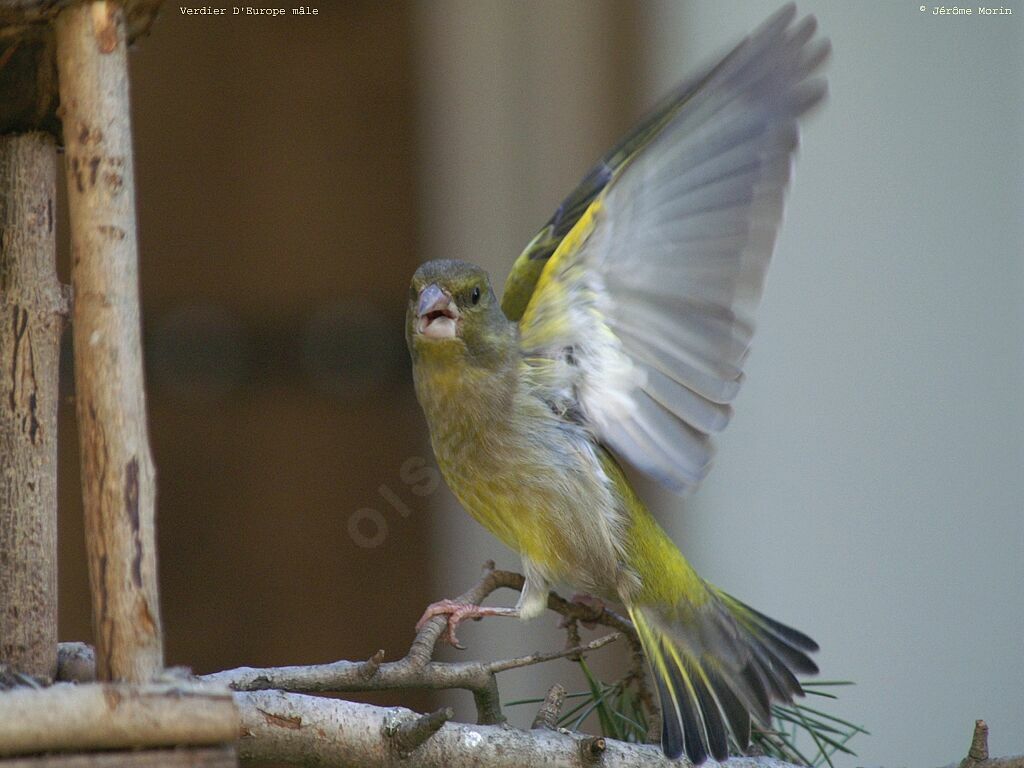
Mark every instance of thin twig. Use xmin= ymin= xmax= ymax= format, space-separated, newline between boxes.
xmin=386 ymin=706 xmax=454 ymax=756
xmin=962 ymin=720 xmax=990 ymax=767
xmin=488 ymin=632 xmax=621 ymax=674
xmin=532 ymin=683 xmax=566 ymax=730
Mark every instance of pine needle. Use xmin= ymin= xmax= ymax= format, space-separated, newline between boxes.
xmin=501 ymin=665 xmax=865 ymax=765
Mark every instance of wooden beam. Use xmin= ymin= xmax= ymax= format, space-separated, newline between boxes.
xmin=0 ymin=683 xmax=238 ymax=756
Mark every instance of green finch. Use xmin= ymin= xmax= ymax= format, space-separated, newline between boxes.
xmin=406 ymin=4 xmax=828 ymax=763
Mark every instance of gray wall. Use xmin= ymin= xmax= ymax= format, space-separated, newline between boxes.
xmin=417 ymin=2 xmax=1024 ymax=765
xmin=649 ymin=3 xmax=1023 ymax=765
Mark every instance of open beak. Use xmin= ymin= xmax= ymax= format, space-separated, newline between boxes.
xmin=416 ymin=283 xmax=459 ymax=339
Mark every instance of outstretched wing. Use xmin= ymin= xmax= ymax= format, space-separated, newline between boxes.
xmin=500 ymin=13 xmax=760 ymax=323
xmin=516 ymin=5 xmax=829 ymax=492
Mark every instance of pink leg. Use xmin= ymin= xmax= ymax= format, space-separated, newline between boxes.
xmin=415 ymin=599 xmax=519 ymax=649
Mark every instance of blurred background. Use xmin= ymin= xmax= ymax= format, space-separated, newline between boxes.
xmin=52 ymin=2 xmax=1022 ymax=766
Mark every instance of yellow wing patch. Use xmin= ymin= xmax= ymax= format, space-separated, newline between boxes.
xmin=518 ymin=197 xmax=604 ymax=347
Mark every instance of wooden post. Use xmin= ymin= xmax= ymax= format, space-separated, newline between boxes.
xmin=0 ymin=6 xmax=239 ymax=767
xmin=0 ymin=132 xmax=62 ymax=680
xmin=0 ymin=682 xmax=240 ymax=756
xmin=54 ymin=0 xmax=163 ymax=683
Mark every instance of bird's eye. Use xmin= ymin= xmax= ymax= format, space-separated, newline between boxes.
xmin=471 ymin=286 xmax=481 ymax=305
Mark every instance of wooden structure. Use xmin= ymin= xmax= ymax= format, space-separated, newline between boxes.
xmin=0 ymin=1 xmax=239 ymax=765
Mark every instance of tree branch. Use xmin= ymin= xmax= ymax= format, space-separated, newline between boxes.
xmin=385 ymin=706 xmax=454 ymax=757
xmin=201 ymin=562 xmax=626 ymax=727
xmin=531 ymin=683 xmax=566 ymax=730
xmin=55 ymin=577 xmax=1024 ymax=768
xmin=952 ymin=721 xmax=1024 ymax=768
xmin=235 ymin=688 xmax=790 ymax=768
xmin=232 ymin=692 xmax=1024 ymax=768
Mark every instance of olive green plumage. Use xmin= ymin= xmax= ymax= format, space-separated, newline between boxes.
xmin=405 ymin=5 xmax=829 ymax=763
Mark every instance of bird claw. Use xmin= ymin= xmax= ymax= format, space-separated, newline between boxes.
xmin=415 ymin=599 xmax=477 ymax=649
xmin=415 ymin=599 xmax=519 ymax=649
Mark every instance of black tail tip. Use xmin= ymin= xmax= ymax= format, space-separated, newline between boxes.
xmin=661 ymin=743 xmax=718 ymax=765
xmin=661 ymin=721 xmax=725 ymax=765
xmin=662 ymin=740 xmax=686 ymax=761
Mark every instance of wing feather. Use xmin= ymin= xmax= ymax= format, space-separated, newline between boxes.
xmin=517 ymin=6 xmax=828 ymax=492
xmin=502 ymin=2 xmax=810 ymax=322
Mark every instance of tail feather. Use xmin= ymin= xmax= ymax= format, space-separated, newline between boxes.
xmin=732 ymin=595 xmax=821 ymax=652
xmin=653 ymin=665 xmax=688 ymax=761
xmin=663 ymin=652 xmax=708 ymax=763
xmin=738 ymin=658 xmax=773 ymax=721
xmin=689 ymin=664 xmax=729 ymax=760
xmin=748 ymin=641 xmax=800 ymax=701
xmin=638 ymin=615 xmax=716 ymax=762
xmin=723 ymin=593 xmax=820 ymax=674
xmin=629 ymin=592 xmax=817 ymax=764
xmin=704 ymin=665 xmax=751 ymax=748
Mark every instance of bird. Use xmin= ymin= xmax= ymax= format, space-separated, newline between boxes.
xmin=405 ymin=4 xmax=829 ymax=763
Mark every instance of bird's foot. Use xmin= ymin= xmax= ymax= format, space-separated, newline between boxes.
xmin=415 ymin=599 xmax=519 ymax=650
xmin=564 ymin=593 xmax=609 ymax=629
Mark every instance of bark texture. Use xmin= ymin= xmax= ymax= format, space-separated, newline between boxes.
xmin=0 ymin=0 xmax=163 ymax=136
xmin=0 ymin=1 xmax=161 ymax=35
xmin=0 ymin=682 xmax=238 ymax=756
xmin=0 ymin=131 xmax=62 ymax=679
xmin=236 ymin=689 xmax=788 ymax=768
xmin=0 ymin=746 xmax=236 ymax=768
xmin=55 ymin=1 xmax=162 ymax=683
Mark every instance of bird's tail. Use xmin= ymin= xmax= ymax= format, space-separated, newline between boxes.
xmin=628 ymin=589 xmax=818 ymax=764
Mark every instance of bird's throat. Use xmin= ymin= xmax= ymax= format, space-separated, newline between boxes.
xmin=413 ymin=353 xmax=517 ymax=446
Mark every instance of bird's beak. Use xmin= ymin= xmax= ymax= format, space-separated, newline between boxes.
xmin=416 ymin=283 xmax=460 ymax=339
